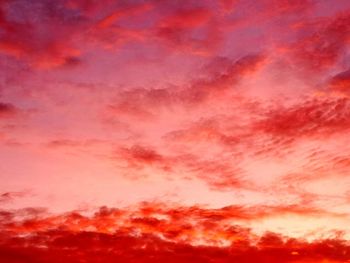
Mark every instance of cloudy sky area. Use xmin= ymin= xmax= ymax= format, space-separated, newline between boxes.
xmin=1 ymin=0 xmax=350 ymax=262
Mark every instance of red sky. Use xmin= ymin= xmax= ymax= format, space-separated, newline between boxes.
xmin=1 ymin=0 xmax=350 ymax=262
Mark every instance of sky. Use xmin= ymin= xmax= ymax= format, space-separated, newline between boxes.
xmin=1 ymin=0 xmax=350 ymax=262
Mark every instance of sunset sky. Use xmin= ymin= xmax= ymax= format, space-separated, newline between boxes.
xmin=1 ymin=0 xmax=350 ymax=262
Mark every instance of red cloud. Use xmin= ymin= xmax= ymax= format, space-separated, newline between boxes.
xmin=111 ymin=142 xmax=247 ymax=190
xmin=0 ymin=102 xmax=17 ymax=118
xmin=0 ymin=191 xmax=27 ymax=203
xmin=1 ymin=0 xmax=346 ymax=70
xmin=0 ymin=204 xmax=349 ymax=262
xmin=288 ymin=11 xmax=350 ymax=71
xmin=107 ymin=54 xmax=265 ymax=119
xmin=154 ymin=6 xmax=224 ymax=55
xmin=0 ymin=1 xmax=84 ymax=69
xmin=0 ymin=0 xmax=153 ymax=68
xmin=108 ymin=91 xmax=350 ymax=191
xmin=0 ymin=0 xmax=233 ymax=68
xmin=157 ymin=8 xmax=212 ymax=29
xmin=184 ymin=54 xmax=266 ymax=98
xmin=264 ymin=0 xmax=314 ymax=15
xmin=165 ymin=118 xmax=240 ymax=147
xmin=255 ymin=97 xmax=350 ymax=138
xmin=329 ymin=69 xmax=350 ymax=94
xmin=116 ymin=145 xmax=167 ymax=168
xmin=96 ymin=3 xmax=153 ymax=29
xmin=219 ymin=0 xmax=238 ymax=12
xmin=46 ymin=138 xmax=105 ymax=149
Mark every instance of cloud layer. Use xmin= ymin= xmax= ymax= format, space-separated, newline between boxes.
xmin=1 ymin=0 xmax=350 ymax=261
xmin=1 ymin=204 xmax=350 ymax=262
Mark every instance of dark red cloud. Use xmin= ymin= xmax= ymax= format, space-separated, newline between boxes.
xmin=0 ymin=102 xmax=18 ymax=118
xmin=122 ymin=145 xmax=163 ymax=165
xmin=0 ymin=0 xmax=222 ymax=68
xmin=329 ymin=69 xmax=350 ymax=94
xmin=2 ymin=232 xmax=349 ymax=263
xmin=1 ymin=0 xmax=346 ymax=70
xmin=288 ymin=11 xmax=350 ymax=71
xmin=255 ymin=97 xmax=350 ymax=138
xmin=263 ymin=0 xmax=314 ymax=16
xmin=115 ymin=145 xmax=170 ymax=171
xmin=96 ymin=2 xmax=153 ymax=29
xmin=64 ymin=0 xmax=109 ymax=15
xmin=0 ymin=204 xmax=349 ymax=263
xmin=157 ymin=8 xmax=212 ymax=29
xmin=0 ymin=0 xmax=86 ymax=68
xmin=155 ymin=7 xmax=219 ymax=55
xmin=0 ymin=0 xmax=154 ymax=68
xmin=219 ymin=0 xmax=237 ymax=12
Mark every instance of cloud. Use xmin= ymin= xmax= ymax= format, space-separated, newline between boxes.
xmin=96 ymin=2 xmax=153 ymax=29
xmin=115 ymin=145 xmax=170 ymax=170
xmin=181 ymin=54 xmax=266 ymax=102
xmin=157 ymin=8 xmax=212 ymax=30
xmin=106 ymin=53 xmax=266 ymax=120
xmin=46 ymin=138 xmax=105 ymax=149
xmin=111 ymin=142 xmax=249 ymax=190
xmin=0 ymin=0 xmax=154 ymax=68
xmin=153 ymin=4 xmax=228 ymax=56
xmin=0 ymin=0 xmax=86 ymax=69
xmin=0 ymin=0 xmax=229 ymax=68
xmin=0 ymin=102 xmax=17 ymax=118
xmin=121 ymin=145 xmax=163 ymax=165
xmin=0 ymin=191 xmax=27 ymax=203
xmin=219 ymin=0 xmax=238 ymax=12
xmin=287 ymin=11 xmax=350 ymax=71
xmin=104 ymin=68 xmax=350 ymax=190
xmin=0 ymin=204 xmax=349 ymax=262
xmin=2 ymin=4 xmax=350 ymax=262
xmin=263 ymin=0 xmax=314 ymax=16
xmin=106 ymin=88 xmax=173 ymax=120
xmin=0 ymin=0 xmax=345 ymax=70
xmin=164 ymin=118 xmax=240 ymax=148
xmin=329 ymin=69 xmax=350 ymax=94
xmin=254 ymin=97 xmax=350 ymax=138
